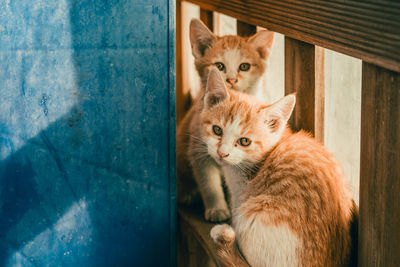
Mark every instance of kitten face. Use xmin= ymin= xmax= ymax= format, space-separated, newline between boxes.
xmin=190 ymin=19 xmax=274 ymax=94
xmin=200 ymin=40 xmax=263 ymax=93
xmin=200 ymin=68 xmax=295 ymax=168
xmin=201 ymin=105 xmax=268 ymax=166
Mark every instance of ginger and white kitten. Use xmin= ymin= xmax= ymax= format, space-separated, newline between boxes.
xmin=203 ymin=69 xmax=357 ymax=266
xmin=189 ymin=18 xmax=274 ymax=98
xmin=177 ymin=20 xmax=274 ymax=222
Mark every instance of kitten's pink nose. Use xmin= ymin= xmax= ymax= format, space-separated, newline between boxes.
xmin=217 ymin=150 xmax=229 ymax=158
xmin=226 ymin=78 xmax=238 ymax=86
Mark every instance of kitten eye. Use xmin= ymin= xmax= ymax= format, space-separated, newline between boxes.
xmin=239 ymin=63 xmax=251 ymax=71
xmin=215 ymin=62 xmax=225 ymax=71
xmin=212 ymin=125 xmax=223 ymax=136
xmin=238 ymin=137 xmax=251 ymax=146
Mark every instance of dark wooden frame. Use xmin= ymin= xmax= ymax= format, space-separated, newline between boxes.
xmin=181 ymin=0 xmax=400 ymax=72
xmin=177 ymin=1 xmax=400 ymax=266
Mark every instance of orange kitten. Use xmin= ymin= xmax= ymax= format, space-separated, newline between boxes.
xmin=190 ymin=18 xmax=274 ymax=98
xmin=202 ymin=69 xmax=357 ymax=266
xmin=177 ymin=20 xmax=274 ymax=222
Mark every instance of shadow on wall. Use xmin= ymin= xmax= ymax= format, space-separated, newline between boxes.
xmin=0 ymin=0 xmax=172 ymax=266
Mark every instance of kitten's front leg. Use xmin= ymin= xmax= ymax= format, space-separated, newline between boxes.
xmin=192 ymin=159 xmax=230 ymax=222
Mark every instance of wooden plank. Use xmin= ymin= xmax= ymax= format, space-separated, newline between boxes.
xmin=200 ymin=8 xmax=213 ymax=31
xmin=237 ymin=20 xmax=256 ymax=37
xmin=184 ymin=0 xmax=400 ymax=72
xmin=178 ymin=206 xmax=219 ymax=267
xmin=359 ymin=63 xmax=400 ymax=266
xmin=176 ymin=0 xmax=184 ymax=123
xmin=285 ymin=37 xmax=324 ymax=139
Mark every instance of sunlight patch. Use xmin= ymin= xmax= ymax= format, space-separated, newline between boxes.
xmin=7 ymin=199 xmax=92 ymax=266
xmin=0 ymin=0 xmax=78 ymax=161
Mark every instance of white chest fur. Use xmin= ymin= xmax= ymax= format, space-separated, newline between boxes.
xmin=222 ymin=165 xmax=300 ymax=267
xmin=235 ymin=215 xmax=300 ymax=267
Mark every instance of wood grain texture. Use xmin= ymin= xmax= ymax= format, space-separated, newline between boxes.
xmin=237 ymin=20 xmax=256 ymax=37
xmin=359 ymin=63 xmax=400 ymax=266
xmin=178 ymin=206 xmax=219 ymax=267
xmin=183 ymin=0 xmax=400 ymax=72
xmin=285 ymin=37 xmax=324 ymax=139
xmin=176 ymin=0 xmax=184 ymax=123
xmin=200 ymin=8 xmax=214 ymax=31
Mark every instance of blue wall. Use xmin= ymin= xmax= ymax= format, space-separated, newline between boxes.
xmin=0 ymin=0 xmax=176 ymax=266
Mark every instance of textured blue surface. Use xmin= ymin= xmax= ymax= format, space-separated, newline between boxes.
xmin=0 ymin=0 xmax=175 ymax=266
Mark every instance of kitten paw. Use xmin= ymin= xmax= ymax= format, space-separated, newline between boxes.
xmin=210 ymin=224 xmax=235 ymax=245
xmin=205 ymin=208 xmax=231 ymax=222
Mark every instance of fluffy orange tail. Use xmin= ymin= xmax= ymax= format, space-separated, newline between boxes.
xmin=210 ymin=224 xmax=250 ymax=267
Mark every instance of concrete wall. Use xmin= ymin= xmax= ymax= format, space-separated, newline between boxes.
xmin=0 ymin=1 xmax=175 ymax=266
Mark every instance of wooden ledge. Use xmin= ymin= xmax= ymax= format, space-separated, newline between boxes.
xmin=177 ymin=205 xmax=221 ymax=267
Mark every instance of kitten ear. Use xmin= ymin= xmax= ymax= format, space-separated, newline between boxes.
xmin=190 ymin=19 xmax=217 ymax=59
xmin=248 ymin=30 xmax=274 ymax=60
xmin=263 ymin=94 xmax=296 ymax=131
xmin=204 ymin=68 xmax=230 ymax=109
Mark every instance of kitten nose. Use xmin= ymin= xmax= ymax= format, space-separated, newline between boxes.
xmin=217 ymin=149 xmax=229 ymax=158
xmin=226 ymin=78 xmax=238 ymax=86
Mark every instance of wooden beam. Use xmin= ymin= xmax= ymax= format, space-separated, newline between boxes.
xmin=176 ymin=0 xmax=184 ymax=123
xmin=200 ymin=8 xmax=213 ymax=31
xmin=359 ymin=63 xmax=400 ymax=266
xmin=237 ymin=20 xmax=256 ymax=37
xmin=185 ymin=0 xmax=400 ymax=72
xmin=285 ymin=37 xmax=324 ymax=140
xmin=177 ymin=207 xmax=219 ymax=267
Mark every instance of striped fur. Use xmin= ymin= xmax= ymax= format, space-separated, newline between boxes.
xmin=210 ymin=224 xmax=250 ymax=267
xmin=204 ymin=69 xmax=357 ymax=266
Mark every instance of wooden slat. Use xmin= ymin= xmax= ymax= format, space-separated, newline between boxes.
xmin=178 ymin=206 xmax=219 ymax=267
xmin=183 ymin=0 xmax=400 ymax=72
xmin=285 ymin=37 xmax=324 ymax=139
xmin=200 ymin=8 xmax=213 ymax=31
xmin=359 ymin=63 xmax=400 ymax=266
xmin=176 ymin=0 xmax=184 ymax=123
xmin=237 ymin=20 xmax=256 ymax=37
